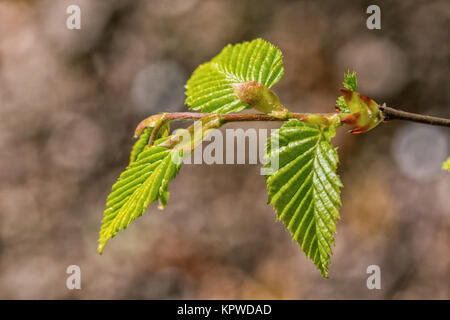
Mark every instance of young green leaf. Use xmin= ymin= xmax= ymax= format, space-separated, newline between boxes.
xmin=129 ymin=127 xmax=151 ymax=163
xmin=343 ymin=70 xmax=357 ymax=91
xmin=99 ymin=141 xmax=183 ymax=253
xmin=265 ymin=120 xmax=343 ymax=277
xmin=185 ymin=38 xmax=284 ymax=114
xmin=336 ymin=70 xmax=358 ymax=114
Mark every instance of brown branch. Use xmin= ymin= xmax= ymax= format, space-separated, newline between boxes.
xmin=379 ymin=104 xmax=450 ymax=127
xmin=150 ymin=112 xmax=335 ymax=122
xmin=156 ymin=109 xmax=450 ymax=128
xmin=139 ymin=107 xmax=450 ymax=143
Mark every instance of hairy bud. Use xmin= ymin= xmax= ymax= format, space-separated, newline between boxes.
xmin=232 ymin=81 xmax=288 ymax=118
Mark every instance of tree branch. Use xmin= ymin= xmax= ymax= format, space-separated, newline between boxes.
xmin=145 ymin=108 xmax=450 ymax=128
xmin=379 ymin=104 xmax=450 ymax=127
xmin=146 ymin=112 xmax=336 ymax=123
xmin=136 ymin=106 xmax=450 ymax=141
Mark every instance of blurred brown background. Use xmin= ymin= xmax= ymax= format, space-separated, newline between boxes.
xmin=0 ymin=0 xmax=448 ymax=299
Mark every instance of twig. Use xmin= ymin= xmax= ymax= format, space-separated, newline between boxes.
xmin=140 ymin=107 xmax=450 ymax=144
xmin=164 ymin=108 xmax=450 ymax=128
xmin=379 ymin=104 xmax=450 ymax=127
xmin=146 ymin=112 xmax=335 ymax=122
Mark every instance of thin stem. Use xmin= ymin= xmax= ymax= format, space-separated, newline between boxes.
xmin=151 ymin=112 xmax=336 ymax=123
xmin=139 ymin=106 xmax=450 ymax=145
xmin=161 ymin=108 xmax=450 ymax=128
xmin=379 ymin=104 xmax=450 ymax=127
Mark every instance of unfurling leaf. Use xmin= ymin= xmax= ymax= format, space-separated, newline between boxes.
xmin=99 ymin=139 xmax=183 ymax=253
xmin=265 ymin=120 xmax=343 ymax=277
xmin=335 ymin=71 xmax=382 ymax=133
xmin=343 ymin=70 xmax=358 ymax=91
xmin=185 ymin=38 xmax=284 ymax=114
xmin=336 ymin=70 xmax=358 ymax=114
xmin=340 ymin=89 xmax=382 ymax=133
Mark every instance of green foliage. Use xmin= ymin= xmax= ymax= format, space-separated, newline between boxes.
xmin=185 ymin=38 xmax=284 ymax=114
xmin=443 ymin=157 xmax=450 ymax=172
xmin=98 ymin=38 xmax=412 ymax=279
xmin=98 ymin=138 xmax=183 ymax=253
xmin=99 ymin=37 xmax=450 ymax=278
xmin=265 ymin=120 xmax=342 ymax=277
xmin=336 ymin=70 xmax=358 ymax=114
xmin=100 ymin=38 xmax=346 ymax=277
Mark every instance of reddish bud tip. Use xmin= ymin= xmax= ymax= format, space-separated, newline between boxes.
xmin=341 ymin=112 xmax=360 ymax=125
xmin=340 ymin=88 xmax=353 ymax=103
xmin=358 ymin=93 xmax=372 ymax=106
